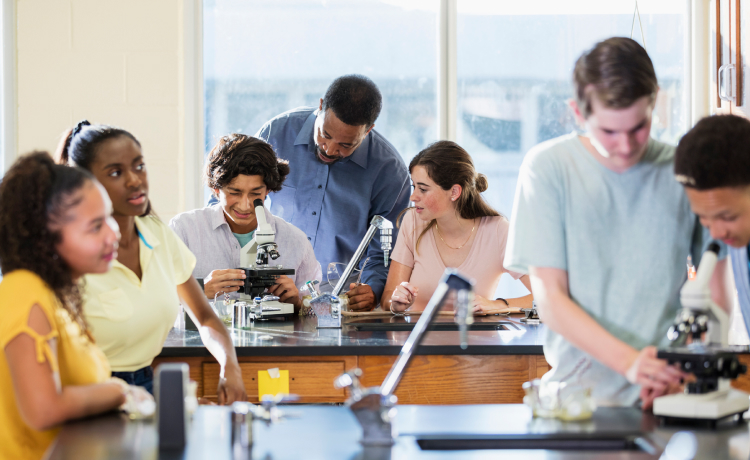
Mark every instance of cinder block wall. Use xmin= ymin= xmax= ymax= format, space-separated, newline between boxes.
xmin=16 ymin=0 xmax=186 ymax=221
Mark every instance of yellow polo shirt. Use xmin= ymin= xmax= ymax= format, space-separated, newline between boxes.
xmin=83 ymin=216 xmax=196 ymax=372
xmin=0 ymin=270 xmax=110 ymax=460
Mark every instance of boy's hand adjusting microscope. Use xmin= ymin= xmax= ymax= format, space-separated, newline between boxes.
xmin=235 ymin=199 xmax=295 ymax=320
xmin=653 ymin=242 xmax=749 ymax=425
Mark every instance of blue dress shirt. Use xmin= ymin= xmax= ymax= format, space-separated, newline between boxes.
xmin=211 ymin=107 xmax=410 ymax=301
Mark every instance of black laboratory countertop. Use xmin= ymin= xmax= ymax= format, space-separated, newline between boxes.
xmin=46 ymin=404 xmax=749 ymax=459
xmin=159 ymin=313 xmax=545 ymax=357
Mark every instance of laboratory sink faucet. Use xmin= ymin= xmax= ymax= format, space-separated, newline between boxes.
xmin=334 ymin=269 xmax=475 ymax=446
xmin=309 ymin=215 xmax=393 ymax=329
xmin=331 ymin=215 xmax=392 ymax=296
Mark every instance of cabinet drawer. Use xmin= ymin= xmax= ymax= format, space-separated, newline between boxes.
xmin=203 ymin=361 xmax=346 ymax=403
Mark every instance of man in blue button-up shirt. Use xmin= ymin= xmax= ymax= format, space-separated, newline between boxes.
xmin=252 ymin=75 xmax=410 ymax=310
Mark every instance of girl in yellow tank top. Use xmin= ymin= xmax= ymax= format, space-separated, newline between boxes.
xmin=0 ymin=152 xmax=126 ymax=459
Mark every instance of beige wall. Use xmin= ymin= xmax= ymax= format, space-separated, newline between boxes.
xmin=15 ymin=0 xmax=187 ymax=221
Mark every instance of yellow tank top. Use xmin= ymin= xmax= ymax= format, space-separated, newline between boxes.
xmin=0 ymin=270 xmax=111 ymax=460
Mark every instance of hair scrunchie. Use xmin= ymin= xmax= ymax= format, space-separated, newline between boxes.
xmin=63 ymin=120 xmax=92 ymax=161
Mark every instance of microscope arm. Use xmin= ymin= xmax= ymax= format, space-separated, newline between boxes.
xmin=253 ymin=198 xmax=275 ymax=246
xmin=675 ymin=242 xmax=729 ymax=347
xmin=252 ymin=198 xmax=280 ymax=267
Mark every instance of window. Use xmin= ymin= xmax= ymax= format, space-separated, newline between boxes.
xmin=203 ymin=1 xmax=689 ymax=297
xmin=457 ymin=1 xmax=688 ymax=217
xmin=204 ymin=0 xmax=438 ymax=170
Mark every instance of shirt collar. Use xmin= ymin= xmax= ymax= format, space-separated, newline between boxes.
xmin=294 ymin=111 xmax=317 ymax=146
xmin=294 ymin=109 xmax=370 ymax=169
xmin=210 ymin=204 xmax=228 ymax=230
xmin=134 ymin=216 xmax=160 ymax=250
xmin=209 ymin=202 xmax=277 ymax=234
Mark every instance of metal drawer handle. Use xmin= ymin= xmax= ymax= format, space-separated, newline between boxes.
xmin=719 ymin=63 xmax=736 ymax=101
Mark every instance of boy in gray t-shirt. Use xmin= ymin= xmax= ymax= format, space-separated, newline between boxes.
xmin=504 ymin=38 xmax=728 ymax=408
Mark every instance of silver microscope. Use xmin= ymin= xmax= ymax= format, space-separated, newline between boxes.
xmin=235 ymin=198 xmax=295 ymax=320
xmin=653 ymin=242 xmax=749 ymax=425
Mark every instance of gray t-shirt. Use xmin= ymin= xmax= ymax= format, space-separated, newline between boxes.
xmin=504 ymin=133 xmax=703 ymax=406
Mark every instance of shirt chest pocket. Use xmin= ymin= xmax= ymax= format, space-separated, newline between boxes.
xmin=86 ymin=288 xmax=133 ymax=322
xmin=270 ymin=186 xmax=297 ymax=221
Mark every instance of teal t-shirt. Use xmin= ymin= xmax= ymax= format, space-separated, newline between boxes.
xmin=233 ymin=231 xmax=254 ymax=248
xmin=505 ymin=133 xmax=706 ymax=406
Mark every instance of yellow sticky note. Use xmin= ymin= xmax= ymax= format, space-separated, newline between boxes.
xmin=258 ymin=369 xmax=289 ymax=399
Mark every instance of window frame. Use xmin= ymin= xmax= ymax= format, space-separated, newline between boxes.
xmin=1 ymin=0 xmax=16 ymax=174
xmin=190 ymin=0 xmax=701 ymax=189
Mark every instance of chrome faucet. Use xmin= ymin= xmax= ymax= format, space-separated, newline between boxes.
xmin=334 ymin=269 xmax=475 ymax=446
xmin=331 ymin=215 xmax=393 ymax=296
xmin=310 ymin=215 xmax=393 ymax=329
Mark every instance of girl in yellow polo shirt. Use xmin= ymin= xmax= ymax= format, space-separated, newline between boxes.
xmin=58 ymin=121 xmax=246 ymax=402
xmin=0 ymin=152 xmax=126 ymax=459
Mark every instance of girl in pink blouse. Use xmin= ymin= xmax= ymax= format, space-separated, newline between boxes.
xmin=384 ymin=141 xmax=533 ymax=312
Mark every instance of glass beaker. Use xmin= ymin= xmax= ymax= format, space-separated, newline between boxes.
xmin=212 ymin=291 xmax=235 ymax=326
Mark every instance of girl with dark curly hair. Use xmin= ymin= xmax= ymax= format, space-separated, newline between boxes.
xmin=58 ymin=121 xmax=246 ymax=401
xmin=169 ymin=134 xmax=321 ymax=310
xmin=0 ymin=152 xmax=128 ymax=459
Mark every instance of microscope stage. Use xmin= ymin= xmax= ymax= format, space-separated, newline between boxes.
xmin=653 ymin=388 xmax=749 ymax=421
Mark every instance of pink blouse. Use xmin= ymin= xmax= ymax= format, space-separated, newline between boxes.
xmin=391 ymin=209 xmax=523 ymax=311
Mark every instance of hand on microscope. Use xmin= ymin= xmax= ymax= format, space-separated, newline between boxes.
xmin=625 ymin=346 xmax=690 ymax=410
xmin=267 ymin=275 xmax=301 ymax=309
xmin=389 ymin=281 xmax=418 ymax=312
xmin=204 ymin=269 xmax=246 ymax=299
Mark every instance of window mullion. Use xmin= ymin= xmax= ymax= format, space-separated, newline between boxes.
xmin=438 ymin=0 xmax=457 ymax=141
xmin=2 ymin=0 xmax=17 ymax=174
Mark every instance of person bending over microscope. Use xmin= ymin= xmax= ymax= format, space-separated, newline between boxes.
xmin=674 ymin=114 xmax=750 ymax=338
xmin=170 ymin=134 xmax=321 ymax=312
xmin=382 ymin=141 xmax=534 ymax=313
xmin=210 ymin=75 xmax=411 ymax=311
xmin=504 ymin=37 xmax=729 ymax=410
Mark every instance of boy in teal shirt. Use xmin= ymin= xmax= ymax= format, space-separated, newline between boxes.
xmin=505 ymin=37 xmax=727 ymax=409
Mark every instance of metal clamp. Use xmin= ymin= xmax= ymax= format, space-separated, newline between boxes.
xmin=311 ymin=295 xmax=342 ymax=328
xmin=520 ymin=301 xmax=540 ymax=325
xmin=230 ymin=394 xmax=299 ymax=453
xmin=334 ymin=368 xmax=397 ymax=447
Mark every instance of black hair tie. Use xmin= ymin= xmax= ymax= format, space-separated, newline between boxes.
xmin=63 ymin=120 xmax=91 ymax=162
xmin=71 ymin=120 xmax=91 ymax=139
